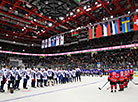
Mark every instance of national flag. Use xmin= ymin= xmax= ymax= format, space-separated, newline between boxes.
xmin=133 ymin=15 xmax=138 ymax=31
xmin=60 ymin=35 xmax=64 ymax=45
xmin=56 ymin=36 xmax=60 ymax=46
xmin=41 ymin=40 xmax=45 ymax=49
xmin=121 ymin=17 xmax=131 ymax=33
xmin=48 ymin=38 xmax=51 ymax=47
xmin=111 ymin=20 xmax=120 ymax=35
xmin=103 ymin=23 xmax=111 ymax=36
xmin=96 ymin=24 xmax=102 ymax=38
xmin=44 ymin=39 xmax=48 ymax=48
xmin=89 ymin=27 xmax=92 ymax=39
xmin=72 ymin=31 xmax=79 ymax=37
xmin=89 ymin=27 xmax=95 ymax=39
xmin=52 ymin=37 xmax=55 ymax=47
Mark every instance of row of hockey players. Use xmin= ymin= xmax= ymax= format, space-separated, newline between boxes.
xmin=108 ymin=66 xmax=134 ymax=93
xmin=0 ymin=65 xmax=81 ymax=93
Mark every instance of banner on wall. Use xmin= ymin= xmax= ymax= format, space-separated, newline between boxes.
xmin=0 ymin=43 xmax=137 ymax=57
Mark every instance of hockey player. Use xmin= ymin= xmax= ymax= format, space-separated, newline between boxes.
xmin=0 ymin=65 xmax=8 ymax=92
xmin=108 ymin=68 xmax=118 ymax=92
xmin=68 ymin=69 xmax=72 ymax=82
xmin=72 ymin=68 xmax=76 ymax=82
xmin=117 ymin=67 xmax=125 ymax=91
xmin=90 ymin=69 xmax=94 ymax=77
xmin=7 ymin=67 xmax=15 ymax=93
xmin=43 ymin=68 xmax=48 ymax=86
xmin=129 ymin=68 xmax=134 ymax=81
xmin=58 ymin=68 xmax=62 ymax=84
xmin=23 ymin=67 xmax=29 ymax=89
xmin=65 ymin=69 xmax=69 ymax=83
xmin=76 ymin=68 xmax=81 ymax=82
xmin=31 ymin=67 xmax=36 ymax=88
xmin=95 ymin=69 xmax=98 ymax=77
xmin=47 ymin=67 xmax=54 ymax=86
xmin=53 ymin=68 xmax=58 ymax=84
xmin=14 ymin=66 xmax=22 ymax=90
xmin=124 ymin=68 xmax=129 ymax=88
xmin=61 ymin=68 xmax=66 ymax=84
xmin=36 ymin=68 xmax=43 ymax=87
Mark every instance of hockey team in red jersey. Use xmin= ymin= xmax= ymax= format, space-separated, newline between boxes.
xmin=108 ymin=66 xmax=134 ymax=93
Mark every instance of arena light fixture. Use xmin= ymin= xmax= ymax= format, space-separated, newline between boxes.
xmin=96 ymin=4 xmax=102 ymax=7
xmin=48 ymin=23 xmax=53 ymax=27
xmin=34 ymin=19 xmax=36 ymax=21
xmin=77 ymin=8 xmax=80 ymax=12
xmin=136 ymin=9 xmax=138 ymax=12
xmin=45 ymin=1 xmax=48 ymax=4
xmin=58 ymin=1 xmax=62 ymax=5
xmin=83 ymin=6 xmax=87 ymax=10
xmin=86 ymin=8 xmax=91 ymax=11
xmin=59 ymin=17 xmax=64 ymax=20
xmin=87 ymin=5 xmax=90 ymax=8
xmin=70 ymin=12 xmax=74 ymax=16
xmin=110 ymin=16 xmax=113 ymax=18
xmin=105 ymin=17 xmax=108 ymax=20
xmin=95 ymin=2 xmax=98 ymax=5
xmin=128 ymin=11 xmax=130 ymax=14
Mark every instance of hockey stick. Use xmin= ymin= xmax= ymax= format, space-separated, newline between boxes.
xmin=131 ymin=81 xmax=138 ymax=85
xmin=98 ymin=81 xmax=109 ymax=90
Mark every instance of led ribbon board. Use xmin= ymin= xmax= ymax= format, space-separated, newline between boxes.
xmin=0 ymin=43 xmax=137 ymax=56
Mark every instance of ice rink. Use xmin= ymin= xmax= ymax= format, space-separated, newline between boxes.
xmin=0 ymin=76 xmax=138 ymax=102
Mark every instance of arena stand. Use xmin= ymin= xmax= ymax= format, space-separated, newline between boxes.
xmin=0 ymin=30 xmax=137 ymax=69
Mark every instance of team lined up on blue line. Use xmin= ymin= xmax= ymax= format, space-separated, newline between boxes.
xmin=0 ymin=65 xmax=82 ymax=93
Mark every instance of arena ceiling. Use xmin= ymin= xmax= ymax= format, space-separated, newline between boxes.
xmin=0 ymin=0 xmax=137 ymax=45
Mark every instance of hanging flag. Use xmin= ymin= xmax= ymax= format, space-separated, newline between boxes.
xmin=111 ymin=20 xmax=120 ymax=35
xmin=96 ymin=24 xmax=102 ymax=38
xmin=103 ymin=23 xmax=111 ymax=36
xmin=52 ymin=37 xmax=55 ymax=47
xmin=41 ymin=40 xmax=45 ymax=49
xmin=121 ymin=17 xmax=131 ymax=33
xmin=48 ymin=38 xmax=51 ymax=47
xmin=92 ymin=27 xmax=95 ymax=39
xmin=56 ymin=36 xmax=60 ymax=46
xmin=60 ymin=35 xmax=64 ymax=45
xmin=89 ymin=27 xmax=95 ymax=39
xmin=133 ymin=15 xmax=138 ymax=31
xmin=72 ymin=31 xmax=79 ymax=37
xmin=89 ymin=27 xmax=92 ymax=39
xmin=44 ymin=39 xmax=48 ymax=48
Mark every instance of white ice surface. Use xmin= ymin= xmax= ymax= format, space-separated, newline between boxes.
xmin=0 ymin=76 xmax=138 ymax=102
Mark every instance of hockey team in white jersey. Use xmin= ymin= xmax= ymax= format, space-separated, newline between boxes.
xmin=0 ymin=65 xmax=81 ymax=93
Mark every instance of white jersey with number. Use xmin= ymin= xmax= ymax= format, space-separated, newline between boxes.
xmin=47 ymin=69 xmax=54 ymax=77
xmin=72 ymin=70 xmax=76 ymax=77
xmin=36 ymin=71 xmax=43 ymax=80
xmin=7 ymin=70 xmax=15 ymax=81
xmin=43 ymin=71 xmax=48 ymax=80
xmin=15 ymin=70 xmax=21 ymax=80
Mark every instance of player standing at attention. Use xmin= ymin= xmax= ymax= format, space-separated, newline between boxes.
xmin=108 ymin=68 xmax=118 ymax=93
